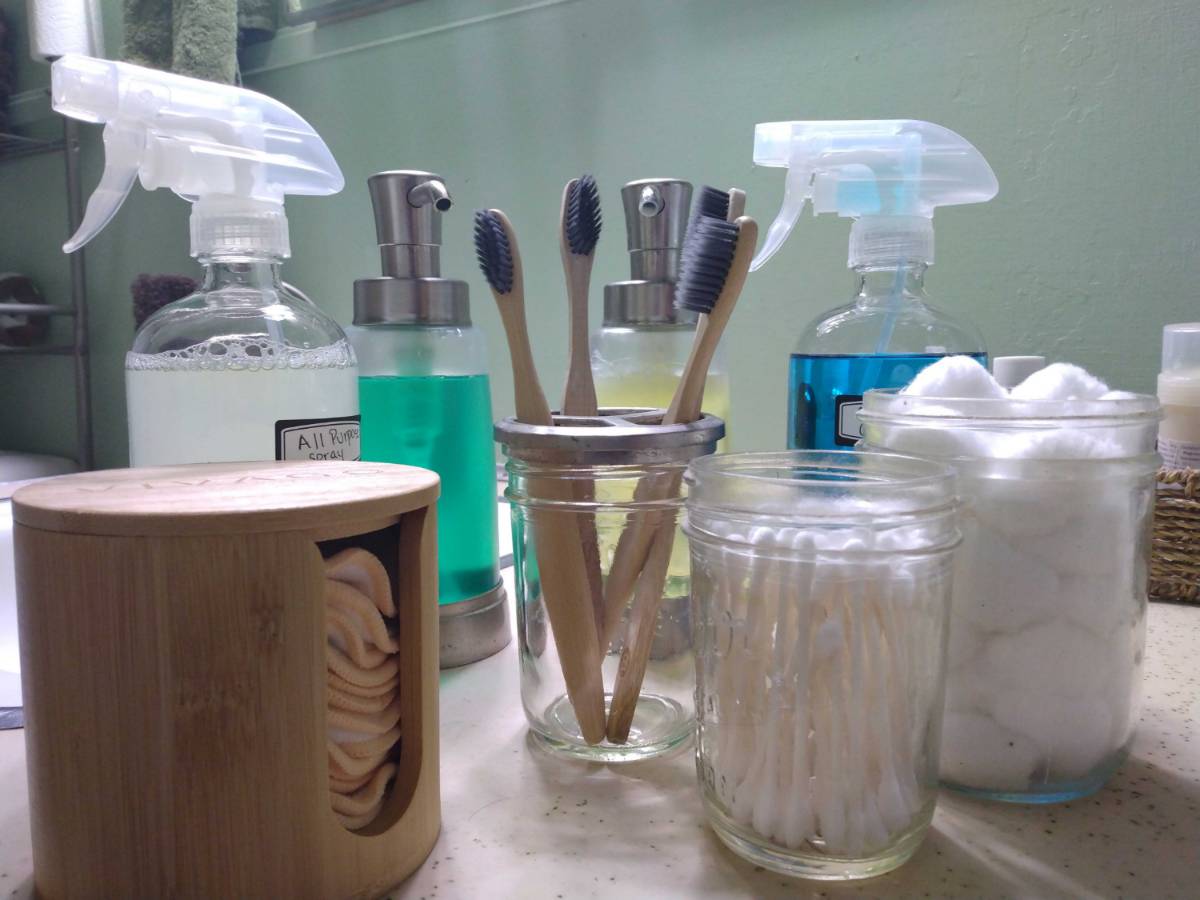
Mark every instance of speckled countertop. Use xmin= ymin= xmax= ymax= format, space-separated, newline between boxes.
xmin=0 ymin=586 xmax=1194 ymax=898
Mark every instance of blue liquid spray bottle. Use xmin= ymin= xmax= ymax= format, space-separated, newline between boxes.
xmin=749 ymin=120 xmax=998 ymax=449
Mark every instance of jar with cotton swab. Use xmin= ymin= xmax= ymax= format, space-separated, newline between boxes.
xmin=684 ymin=450 xmax=960 ymax=880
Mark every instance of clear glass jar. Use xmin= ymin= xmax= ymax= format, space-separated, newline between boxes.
xmin=496 ymin=410 xmax=724 ymax=763
xmin=685 ymin=451 xmax=960 ymax=880
xmin=859 ymin=391 xmax=1162 ymax=802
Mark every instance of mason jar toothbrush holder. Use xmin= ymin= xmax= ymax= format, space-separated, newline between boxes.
xmin=859 ymin=389 xmax=1161 ymax=803
xmin=685 ymin=450 xmax=961 ymax=880
xmin=496 ymin=408 xmax=723 ymax=762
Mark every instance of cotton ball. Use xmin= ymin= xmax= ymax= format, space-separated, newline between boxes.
xmin=1022 ymin=487 xmax=1132 ymax=578
xmin=939 ymin=710 xmax=1042 ymax=791
xmin=1100 ymin=390 xmax=1140 ymax=401
xmin=995 ymin=428 xmax=1125 ymax=460
xmin=1010 ymin=363 xmax=1109 ymax=401
xmin=969 ymin=477 xmax=1075 ymax=540
xmin=953 ymin=522 xmax=1060 ymax=633
xmin=902 ymin=355 xmax=1008 ymax=399
xmin=1055 ymin=574 xmax=1136 ymax=638
xmin=982 ymin=621 xmax=1109 ymax=698
xmin=990 ymin=690 xmax=1114 ymax=779
xmin=879 ymin=421 xmax=992 ymax=460
xmin=946 ymin=616 xmax=985 ymax=671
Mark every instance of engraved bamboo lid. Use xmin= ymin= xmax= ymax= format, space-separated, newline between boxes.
xmin=12 ymin=461 xmax=440 ymax=537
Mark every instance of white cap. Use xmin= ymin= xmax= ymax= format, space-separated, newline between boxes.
xmin=848 ymin=215 xmax=934 ymax=268
xmin=1159 ymin=323 xmax=1200 ymax=406
xmin=190 ymin=197 xmax=291 ymax=259
xmin=992 ymin=355 xmax=1046 ymax=389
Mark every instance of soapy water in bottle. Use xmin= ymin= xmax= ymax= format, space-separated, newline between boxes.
xmin=126 ymin=338 xmax=358 ymax=467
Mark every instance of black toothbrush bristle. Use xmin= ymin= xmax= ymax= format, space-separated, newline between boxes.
xmin=474 ymin=210 xmax=514 ymax=294
xmin=692 ymin=185 xmax=731 ymax=223
xmin=565 ymin=174 xmax=602 ymax=255
xmin=675 ymin=217 xmax=739 ymax=316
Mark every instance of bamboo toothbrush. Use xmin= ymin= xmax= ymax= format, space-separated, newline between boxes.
xmin=559 ymin=175 xmax=606 ymax=638
xmin=474 ymin=209 xmax=607 ymax=745
xmin=606 ymin=202 xmax=757 ymax=742
xmin=600 ymin=187 xmax=744 ymax=650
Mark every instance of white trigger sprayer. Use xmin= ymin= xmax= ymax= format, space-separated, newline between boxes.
xmin=750 ymin=120 xmax=997 ymax=275
xmin=51 ymin=53 xmax=344 ymax=257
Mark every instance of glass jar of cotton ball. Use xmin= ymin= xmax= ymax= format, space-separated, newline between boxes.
xmin=684 ymin=451 xmax=961 ymax=880
xmin=859 ymin=358 xmax=1162 ymax=803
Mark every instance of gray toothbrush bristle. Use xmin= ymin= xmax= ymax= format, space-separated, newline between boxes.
xmin=565 ymin=174 xmax=602 ymax=256
xmin=474 ymin=210 xmax=514 ymax=294
xmin=692 ymin=185 xmax=731 ymax=223
xmin=675 ymin=217 xmax=739 ymax=315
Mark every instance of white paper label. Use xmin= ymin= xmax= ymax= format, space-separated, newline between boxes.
xmin=1158 ymin=436 xmax=1200 ymax=469
xmin=275 ymin=416 xmax=361 ymax=461
xmin=835 ymin=396 xmax=864 ymax=447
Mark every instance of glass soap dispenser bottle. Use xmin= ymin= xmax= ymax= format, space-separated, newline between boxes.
xmin=592 ymin=179 xmax=731 ymax=446
xmin=346 ymin=171 xmax=508 ymax=668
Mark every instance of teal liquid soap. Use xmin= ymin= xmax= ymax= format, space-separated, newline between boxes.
xmin=359 ymin=374 xmax=499 ymax=605
xmin=789 ymin=352 xmax=988 ymax=450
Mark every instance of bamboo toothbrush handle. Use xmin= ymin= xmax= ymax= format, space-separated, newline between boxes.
xmin=727 ymin=188 xmax=746 ymax=221
xmin=605 ymin=509 xmax=676 ymax=742
xmin=488 ymin=210 xmax=606 ymax=744
xmin=605 ymin=219 xmax=758 ymax=741
xmin=665 ymin=218 xmax=757 ymax=423
xmin=558 ymin=183 xmax=605 ymax=639
xmin=601 ymin=219 xmax=758 ymax=645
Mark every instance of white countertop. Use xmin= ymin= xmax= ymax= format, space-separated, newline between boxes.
xmin=0 ymin=563 xmax=1196 ymax=897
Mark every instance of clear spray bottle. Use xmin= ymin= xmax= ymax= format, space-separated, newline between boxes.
xmin=750 ymin=120 xmax=998 ymax=449
xmin=51 ymin=54 xmax=357 ymax=466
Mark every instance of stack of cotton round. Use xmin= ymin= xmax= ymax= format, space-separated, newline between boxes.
xmin=859 ymin=357 xmax=1161 ymax=801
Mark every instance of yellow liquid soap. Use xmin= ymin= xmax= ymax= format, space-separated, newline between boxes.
xmin=595 ymin=371 xmax=731 ymax=584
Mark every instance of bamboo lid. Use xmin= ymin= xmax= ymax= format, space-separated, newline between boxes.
xmin=12 ymin=461 xmax=441 ymax=537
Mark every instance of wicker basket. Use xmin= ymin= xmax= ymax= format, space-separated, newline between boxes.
xmin=1151 ymin=467 xmax=1200 ymax=602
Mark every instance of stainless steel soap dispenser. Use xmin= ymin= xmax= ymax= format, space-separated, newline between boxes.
xmin=592 ymin=179 xmax=731 ymax=445
xmin=346 ymin=170 xmax=509 ymax=668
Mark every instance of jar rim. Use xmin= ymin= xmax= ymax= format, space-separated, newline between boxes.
xmin=860 ymin=388 xmax=1163 ymax=426
xmin=685 ymin=450 xmax=957 ymax=525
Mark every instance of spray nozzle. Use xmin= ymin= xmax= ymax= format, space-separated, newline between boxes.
xmin=749 ymin=119 xmax=997 ymax=271
xmin=51 ymin=54 xmax=344 ymax=257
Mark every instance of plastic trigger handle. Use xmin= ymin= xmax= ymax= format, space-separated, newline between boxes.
xmin=63 ymin=122 xmax=142 ymax=253
xmin=749 ymin=163 xmax=811 ymax=272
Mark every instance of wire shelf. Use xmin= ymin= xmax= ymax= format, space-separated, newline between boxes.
xmin=0 ymin=131 xmax=64 ymax=162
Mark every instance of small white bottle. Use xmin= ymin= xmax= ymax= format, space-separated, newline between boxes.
xmin=1158 ymin=323 xmax=1200 ymax=468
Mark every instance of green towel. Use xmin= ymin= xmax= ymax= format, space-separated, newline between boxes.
xmin=122 ymin=0 xmax=277 ymax=85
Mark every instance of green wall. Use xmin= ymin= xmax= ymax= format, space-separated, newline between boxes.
xmin=2 ymin=0 xmax=1198 ymax=467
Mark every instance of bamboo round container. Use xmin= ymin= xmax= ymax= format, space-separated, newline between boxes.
xmin=11 ymin=461 xmax=441 ymax=900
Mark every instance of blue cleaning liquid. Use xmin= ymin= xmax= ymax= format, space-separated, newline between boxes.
xmin=788 ymin=352 xmax=988 ymax=449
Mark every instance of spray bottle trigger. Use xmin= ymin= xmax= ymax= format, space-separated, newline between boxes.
xmin=63 ymin=122 xmax=143 ymax=253
xmin=749 ymin=163 xmax=811 ymax=272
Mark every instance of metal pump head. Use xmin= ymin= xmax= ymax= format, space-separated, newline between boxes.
xmin=354 ymin=170 xmax=470 ymax=326
xmin=604 ymin=178 xmax=695 ymax=327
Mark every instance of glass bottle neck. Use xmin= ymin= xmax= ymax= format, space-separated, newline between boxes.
xmin=198 ymin=257 xmax=285 ymax=293
xmin=853 ymin=264 xmax=929 ymax=308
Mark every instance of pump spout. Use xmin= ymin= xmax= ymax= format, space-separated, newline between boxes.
xmin=408 ymin=178 xmax=451 ymax=212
